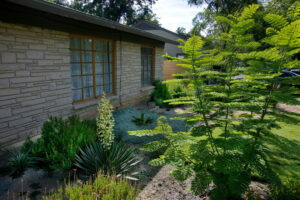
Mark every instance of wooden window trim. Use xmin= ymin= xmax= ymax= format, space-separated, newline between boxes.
xmin=70 ymin=34 xmax=116 ymax=104
xmin=141 ymin=45 xmax=155 ymax=87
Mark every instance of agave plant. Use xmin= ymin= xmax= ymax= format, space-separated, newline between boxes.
xmin=5 ymin=150 xmax=36 ymax=178
xmin=75 ymin=142 xmax=140 ymax=180
xmin=132 ymin=113 xmax=153 ymax=126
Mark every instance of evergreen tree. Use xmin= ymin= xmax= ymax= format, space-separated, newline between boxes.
xmin=130 ymin=4 xmax=300 ymax=199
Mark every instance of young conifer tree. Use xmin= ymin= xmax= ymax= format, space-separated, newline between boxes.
xmin=96 ymin=95 xmax=115 ymax=150
xmin=129 ymin=4 xmax=300 ymax=200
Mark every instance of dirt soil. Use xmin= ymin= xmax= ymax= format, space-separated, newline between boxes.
xmin=137 ymin=166 xmax=206 ymax=200
xmin=277 ymin=103 xmax=300 ymax=113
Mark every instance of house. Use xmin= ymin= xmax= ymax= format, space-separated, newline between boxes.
xmin=0 ymin=0 xmax=173 ymax=148
xmin=133 ymin=21 xmax=186 ymax=80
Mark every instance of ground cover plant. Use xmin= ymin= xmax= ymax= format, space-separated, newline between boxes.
xmin=130 ymin=3 xmax=300 ymax=200
xmin=42 ymin=172 xmax=139 ymax=200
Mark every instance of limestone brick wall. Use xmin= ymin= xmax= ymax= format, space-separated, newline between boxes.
xmin=0 ymin=21 xmax=164 ymax=148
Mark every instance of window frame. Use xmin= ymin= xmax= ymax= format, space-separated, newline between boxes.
xmin=69 ymin=34 xmax=116 ymax=104
xmin=141 ymin=45 xmax=155 ymax=86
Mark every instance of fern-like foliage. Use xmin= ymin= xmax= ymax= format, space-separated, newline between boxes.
xmin=130 ymin=4 xmax=300 ymax=200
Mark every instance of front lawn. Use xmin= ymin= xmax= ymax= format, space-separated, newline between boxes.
xmin=263 ymin=111 xmax=300 ymax=181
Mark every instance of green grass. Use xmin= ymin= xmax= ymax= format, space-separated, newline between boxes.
xmin=263 ymin=111 xmax=300 ymax=181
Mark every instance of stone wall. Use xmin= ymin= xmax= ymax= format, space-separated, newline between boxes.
xmin=0 ymin=21 xmax=163 ymax=148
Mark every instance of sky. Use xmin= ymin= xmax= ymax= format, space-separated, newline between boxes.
xmin=152 ymin=0 xmax=205 ymax=33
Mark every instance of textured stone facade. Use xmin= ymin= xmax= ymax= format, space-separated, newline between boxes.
xmin=0 ymin=21 xmax=164 ymax=148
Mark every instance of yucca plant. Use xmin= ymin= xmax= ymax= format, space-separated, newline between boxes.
xmin=75 ymin=142 xmax=140 ymax=180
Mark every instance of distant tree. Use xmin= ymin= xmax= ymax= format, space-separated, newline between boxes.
xmin=188 ymin=0 xmax=260 ymax=37
xmin=176 ymin=27 xmax=190 ymax=38
xmin=126 ymin=7 xmax=160 ymax=25
xmin=46 ymin=0 xmax=69 ymax=6
xmin=69 ymin=0 xmax=157 ymax=24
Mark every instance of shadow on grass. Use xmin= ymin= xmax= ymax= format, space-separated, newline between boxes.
xmin=263 ymin=133 xmax=300 ymax=180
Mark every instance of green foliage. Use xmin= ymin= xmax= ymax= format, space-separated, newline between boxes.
xmin=69 ymin=0 xmax=157 ymax=25
xmin=42 ymin=172 xmax=139 ymax=200
xmin=96 ymin=95 xmax=115 ymax=150
xmin=75 ymin=142 xmax=140 ymax=180
xmin=132 ymin=113 xmax=153 ymax=126
xmin=270 ymin=178 xmax=300 ymax=200
xmin=21 ymin=116 xmax=96 ymax=171
xmin=3 ymin=150 xmax=35 ymax=178
xmin=151 ymin=80 xmax=172 ymax=108
xmin=130 ymin=4 xmax=300 ymax=199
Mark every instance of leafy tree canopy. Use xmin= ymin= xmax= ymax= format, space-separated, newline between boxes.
xmin=68 ymin=0 xmax=158 ymax=25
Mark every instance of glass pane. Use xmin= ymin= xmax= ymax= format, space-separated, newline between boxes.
xmin=96 ymin=75 xmax=103 ymax=85
xmin=82 ymin=38 xmax=92 ymax=50
xmin=82 ymin=63 xmax=92 ymax=75
xmin=96 ymin=86 xmax=103 ymax=96
xmin=71 ymin=63 xmax=81 ymax=75
xmin=82 ymin=51 xmax=92 ymax=62
xmin=148 ymin=56 xmax=152 ymax=71
xmin=105 ymin=84 xmax=112 ymax=93
xmin=84 ymin=87 xmax=94 ymax=99
xmin=94 ymin=40 xmax=104 ymax=51
xmin=104 ymin=63 xmax=111 ymax=73
xmin=103 ymin=53 xmax=111 ymax=63
xmin=72 ymin=76 xmax=82 ymax=89
xmin=95 ymin=63 xmax=103 ymax=74
xmin=70 ymin=37 xmax=81 ymax=49
xmin=94 ymin=40 xmax=111 ymax=51
xmin=95 ymin=53 xmax=103 ymax=63
xmin=82 ymin=75 xmax=93 ymax=87
xmin=73 ymin=89 xmax=82 ymax=101
xmin=104 ymin=73 xmax=110 ymax=84
xmin=71 ymin=51 xmax=80 ymax=63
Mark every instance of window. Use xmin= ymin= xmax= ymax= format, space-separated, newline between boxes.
xmin=70 ymin=35 xmax=114 ymax=102
xmin=141 ymin=47 xmax=154 ymax=86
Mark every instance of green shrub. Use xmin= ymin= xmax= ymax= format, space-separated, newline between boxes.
xmin=75 ymin=142 xmax=140 ymax=180
xmin=42 ymin=173 xmax=139 ymax=200
xmin=22 ymin=116 xmax=96 ymax=171
xmin=132 ymin=113 xmax=153 ymax=126
xmin=166 ymin=80 xmax=189 ymax=98
xmin=151 ymin=80 xmax=172 ymax=108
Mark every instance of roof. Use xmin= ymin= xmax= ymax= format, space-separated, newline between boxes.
xmin=3 ymin=0 xmax=176 ymax=44
xmin=133 ymin=20 xmax=187 ymax=43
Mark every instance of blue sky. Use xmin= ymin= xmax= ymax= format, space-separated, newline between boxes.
xmin=152 ymin=0 xmax=205 ymax=32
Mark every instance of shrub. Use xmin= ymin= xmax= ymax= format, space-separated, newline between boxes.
xmin=20 ymin=116 xmax=97 ymax=171
xmin=151 ymin=80 xmax=172 ymax=108
xmin=42 ymin=173 xmax=139 ymax=200
xmin=75 ymin=142 xmax=140 ymax=180
xmin=96 ymin=95 xmax=115 ymax=150
xmin=132 ymin=113 xmax=153 ymax=126
xmin=166 ymin=80 xmax=189 ymax=98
